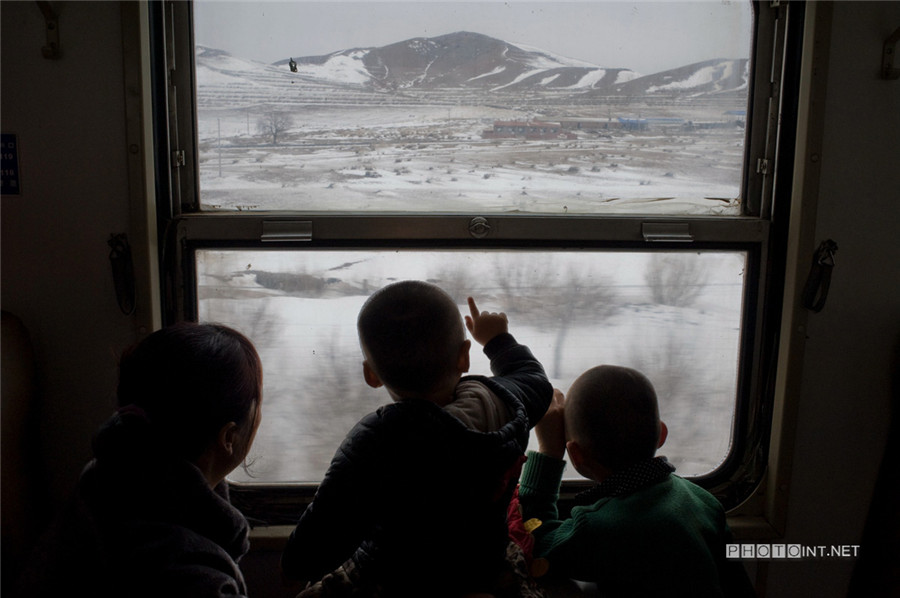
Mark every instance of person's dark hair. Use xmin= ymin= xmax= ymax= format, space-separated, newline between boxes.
xmin=357 ymin=280 xmax=465 ymax=396
xmin=115 ymin=322 xmax=262 ymax=461
xmin=565 ymin=365 xmax=660 ymax=471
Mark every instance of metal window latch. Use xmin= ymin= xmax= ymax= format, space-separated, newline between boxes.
xmin=261 ymin=221 xmax=313 ymax=242
xmin=642 ymin=222 xmax=693 ymax=242
xmin=172 ymin=150 xmax=186 ymax=168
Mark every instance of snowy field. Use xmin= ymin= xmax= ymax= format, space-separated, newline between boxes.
xmin=197 ymin=102 xmax=746 ymax=215
xmin=194 ymin=49 xmax=748 ymax=215
xmin=197 ymin=250 xmax=747 ymax=484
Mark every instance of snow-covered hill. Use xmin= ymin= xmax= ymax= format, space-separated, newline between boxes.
xmin=196 ymin=32 xmax=748 ymax=107
xmin=272 ymin=31 xmax=638 ymax=92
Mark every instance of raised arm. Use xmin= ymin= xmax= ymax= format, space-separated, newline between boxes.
xmin=466 ymin=296 xmax=551 ymax=426
xmin=535 ymin=388 xmax=567 ymax=460
xmin=518 ymin=389 xmax=567 ymax=522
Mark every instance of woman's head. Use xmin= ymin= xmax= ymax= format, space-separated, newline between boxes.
xmin=116 ymin=322 xmax=262 ymax=467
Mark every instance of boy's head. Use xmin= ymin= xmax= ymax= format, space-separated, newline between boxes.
xmin=357 ymin=280 xmax=469 ymax=400
xmin=565 ymin=365 xmax=667 ymax=476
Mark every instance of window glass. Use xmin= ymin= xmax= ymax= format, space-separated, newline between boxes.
xmin=196 ymin=249 xmax=746 ymax=484
xmin=192 ymin=1 xmax=753 ymax=215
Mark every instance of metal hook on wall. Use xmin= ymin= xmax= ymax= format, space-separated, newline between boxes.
xmin=35 ymin=1 xmax=60 ymax=59
xmin=108 ymin=234 xmax=136 ymax=316
xmin=801 ymin=239 xmax=839 ymax=313
xmin=883 ymin=26 xmax=900 ymax=80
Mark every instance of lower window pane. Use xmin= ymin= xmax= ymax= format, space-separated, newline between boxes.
xmin=197 ymin=249 xmax=745 ymax=483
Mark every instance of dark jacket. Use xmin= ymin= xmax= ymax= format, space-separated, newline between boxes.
xmin=18 ymin=410 xmax=251 ymax=598
xmin=281 ymin=333 xmax=552 ymax=596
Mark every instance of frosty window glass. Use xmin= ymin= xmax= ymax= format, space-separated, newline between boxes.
xmin=192 ymin=1 xmax=753 ymax=215
xmin=196 ymin=249 xmax=747 ymax=484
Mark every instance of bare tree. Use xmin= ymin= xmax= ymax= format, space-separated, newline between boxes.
xmin=492 ymin=255 xmax=555 ymax=316
xmin=430 ymin=262 xmax=478 ymax=306
xmin=256 ymin=111 xmax=294 ymax=145
xmin=628 ymin=331 xmax=693 ymax=414
xmin=543 ymin=266 xmax=619 ymax=378
xmin=645 ymin=253 xmax=709 ymax=308
xmin=494 ymin=257 xmax=619 ymax=379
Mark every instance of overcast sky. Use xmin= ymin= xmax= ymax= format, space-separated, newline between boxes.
xmin=194 ymin=0 xmax=753 ymax=75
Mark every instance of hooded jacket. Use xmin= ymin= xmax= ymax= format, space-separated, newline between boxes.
xmin=281 ymin=333 xmax=552 ymax=596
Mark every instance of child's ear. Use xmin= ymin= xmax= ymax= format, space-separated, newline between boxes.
xmin=362 ymin=360 xmax=383 ymax=389
xmin=566 ymin=439 xmax=584 ymax=470
xmin=567 ymin=440 xmax=613 ymax=483
xmin=658 ymin=421 xmax=668 ymax=449
xmin=457 ymin=340 xmax=471 ymax=374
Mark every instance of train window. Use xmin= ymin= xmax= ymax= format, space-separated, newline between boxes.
xmin=155 ymin=1 xmax=796 ymax=517
xmin=198 ymin=248 xmax=747 ymax=484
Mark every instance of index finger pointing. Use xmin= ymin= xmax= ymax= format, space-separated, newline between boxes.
xmin=467 ymin=296 xmax=479 ymax=319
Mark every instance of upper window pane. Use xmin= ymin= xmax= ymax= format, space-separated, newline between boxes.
xmin=192 ymin=1 xmax=753 ymax=215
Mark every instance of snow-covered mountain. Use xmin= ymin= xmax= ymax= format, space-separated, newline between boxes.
xmin=195 ymin=32 xmax=749 ymax=106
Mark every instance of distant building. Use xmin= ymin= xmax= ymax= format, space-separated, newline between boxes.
xmin=618 ymin=117 xmax=649 ymax=131
xmin=558 ymin=118 xmax=622 ymax=132
xmin=645 ymin=117 xmax=686 ymax=128
xmin=483 ymin=120 xmax=576 ymax=140
xmin=685 ymin=112 xmax=745 ymax=130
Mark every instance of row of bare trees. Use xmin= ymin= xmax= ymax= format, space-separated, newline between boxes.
xmin=435 ymin=253 xmax=707 ymax=378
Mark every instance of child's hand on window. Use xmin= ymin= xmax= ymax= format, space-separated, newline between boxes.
xmin=535 ymin=388 xmax=567 ymax=460
xmin=464 ymin=296 xmax=508 ymax=346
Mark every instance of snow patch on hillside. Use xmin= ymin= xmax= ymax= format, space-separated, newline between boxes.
xmin=467 ymin=65 xmax=507 ymax=82
xmin=293 ymin=51 xmax=371 ymax=85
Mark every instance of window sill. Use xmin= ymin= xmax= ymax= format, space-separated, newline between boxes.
xmin=247 ymin=513 xmax=781 ymax=554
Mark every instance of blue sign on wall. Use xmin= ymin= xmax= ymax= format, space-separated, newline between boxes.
xmin=2 ymin=133 xmax=21 ymax=195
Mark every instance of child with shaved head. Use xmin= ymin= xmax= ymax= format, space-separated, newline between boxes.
xmin=518 ymin=365 xmax=755 ymax=597
xmin=282 ymin=281 xmax=552 ymax=598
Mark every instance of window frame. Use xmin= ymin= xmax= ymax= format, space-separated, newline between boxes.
xmin=151 ymin=0 xmax=801 ymax=524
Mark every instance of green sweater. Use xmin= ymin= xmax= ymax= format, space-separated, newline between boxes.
xmin=518 ymin=451 xmax=754 ymax=597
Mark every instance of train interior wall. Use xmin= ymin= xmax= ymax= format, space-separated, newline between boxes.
xmin=2 ymin=2 xmax=898 ymax=596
